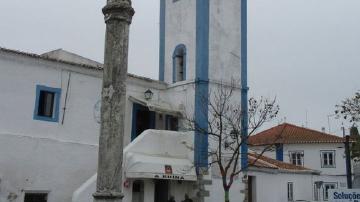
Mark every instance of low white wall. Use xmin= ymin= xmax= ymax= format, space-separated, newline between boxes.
xmin=0 ymin=133 xmax=98 ymax=202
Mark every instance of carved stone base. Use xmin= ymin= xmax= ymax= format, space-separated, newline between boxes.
xmin=93 ymin=191 xmax=124 ymax=202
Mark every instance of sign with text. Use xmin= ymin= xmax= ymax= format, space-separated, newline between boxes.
xmin=329 ymin=189 xmax=360 ymax=202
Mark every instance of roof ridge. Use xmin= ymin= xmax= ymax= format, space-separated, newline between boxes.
xmin=252 ymin=123 xmax=287 ymax=137
xmin=0 ymin=46 xmax=167 ymax=85
xmin=284 ymin=122 xmax=343 ymax=139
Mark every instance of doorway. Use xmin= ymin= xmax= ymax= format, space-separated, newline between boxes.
xmin=24 ymin=193 xmax=48 ymax=202
xmin=132 ymin=180 xmax=144 ymax=202
xmin=248 ymin=176 xmax=256 ymax=202
xmin=154 ymin=180 xmax=169 ymax=202
xmin=131 ymin=103 xmax=156 ymax=141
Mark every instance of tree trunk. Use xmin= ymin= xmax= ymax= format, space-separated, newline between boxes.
xmin=225 ymin=189 xmax=230 ymax=202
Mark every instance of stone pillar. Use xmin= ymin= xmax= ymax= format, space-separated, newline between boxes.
xmin=93 ymin=1 xmax=134 ymax=202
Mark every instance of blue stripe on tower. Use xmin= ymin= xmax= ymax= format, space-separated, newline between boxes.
xmin=159 ymin=0 xmax=166 ymax=81
xmin=240 ymin=0 xmax=249 ymax=170
xmin=194 ymin=0 xmax=210 ymax=172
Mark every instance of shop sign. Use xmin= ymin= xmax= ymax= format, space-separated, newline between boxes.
xmin=154 ymin=174 xmax=185 ymax=180
xmin=123 ymin=179 xmax=130 ymax=188
xmin=329 ymin=189 xmax=360 ymax=202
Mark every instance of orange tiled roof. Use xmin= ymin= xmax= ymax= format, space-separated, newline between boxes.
xmin=248 ymin=153 xmax=315 ymax=172
xmin=248 ymin=123 xmax=345 ymax=146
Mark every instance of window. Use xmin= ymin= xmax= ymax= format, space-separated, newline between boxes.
xmin=289 ymin=151 xmax=304 ymax=166
xmin=131 ymin=103 xmax=156 ymax=141
xmin=287 ymin=182 xmax=294 ymax=201
xmin=321 ymin=150 xmax=336 ymax=168
xmin=313 ymin=183 xmax=320 ymax=201
xmin=24 ymin=193 xmax=48 ymax=202
xmin=33 ymin=85 xmax=61 ymax=122
xmin=323 ymin=183 xmax=337 ymax=201
xmin=172 ymin=44 xmax=186 ymax=83
xmin=165 ymin=115 xmax=178 ymax=131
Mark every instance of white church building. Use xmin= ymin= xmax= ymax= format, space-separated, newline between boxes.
xmin=0 ymin=0 xmax=349 ymax=202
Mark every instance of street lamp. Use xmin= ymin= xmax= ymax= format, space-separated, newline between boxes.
xmin=144 ymin=89 xmax=153 ymax=100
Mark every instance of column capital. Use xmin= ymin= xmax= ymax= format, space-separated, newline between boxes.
xmin=103 ymin=0 xmax=135 ymax=24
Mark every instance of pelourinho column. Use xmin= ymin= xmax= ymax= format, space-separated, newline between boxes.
xmin=93 ymin=1 xmax=134 ymax=202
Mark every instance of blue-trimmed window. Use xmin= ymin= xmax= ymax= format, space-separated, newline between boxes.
xmin=33 ymin=85 xmax=61 ymax=122
xmin=172 ymin=44 xmax=186 ymax=83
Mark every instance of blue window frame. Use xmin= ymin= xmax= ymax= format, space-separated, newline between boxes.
xmin=172 ymin=44 xmax=187 ymax=83
xmin=33 ymin=85 xmax=61 ymax=122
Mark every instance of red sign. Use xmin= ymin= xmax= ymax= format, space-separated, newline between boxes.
xmin=165 ymin=165 xmax=173 ymax=174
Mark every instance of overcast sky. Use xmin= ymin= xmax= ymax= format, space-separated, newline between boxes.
xmin=1 ymin=0 xmax=359 ymax=135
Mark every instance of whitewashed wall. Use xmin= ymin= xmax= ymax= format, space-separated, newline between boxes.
xmin=164 ymin=0 xmax=196 ymax=83
xmin=209 ymin=0 xmax=241 ymax=83
xmin=0 ymin=51 xmax=168 ymax=202
xmin=0 ymin=133 xmax=98 ymax=202
xmin=0 ymin=51 xmax=102 ymax=145
xmin=247 ymin=170 xmax=315 ymax=202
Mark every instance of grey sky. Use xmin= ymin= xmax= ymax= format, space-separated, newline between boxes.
xmin=0 ymin=0 xmax=359 ymax=135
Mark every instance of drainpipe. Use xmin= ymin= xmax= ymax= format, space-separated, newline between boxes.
xmin=345 ymin=134 xmax=352 ymax=188
xmin=240 ymin=0 xmax=249 ymax=170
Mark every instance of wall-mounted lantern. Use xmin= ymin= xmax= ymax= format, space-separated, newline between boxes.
xmin=144 ymin=89 xmax=153 ymax=100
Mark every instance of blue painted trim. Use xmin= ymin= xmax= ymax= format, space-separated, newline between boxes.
xmin=194 ymin=0 xmax=210 ymax=172
xmin=159 ymin=0 xmax=166 ymax=81
xmin=33 ymin=85 xmax=61 ymax=122
xmin=240 ymin=0 xmax=249 ymax=170
xmin=276 ymin=144 xmax=284 ymax=161
xmin=172 ymin=44 xmax=187 ymax=83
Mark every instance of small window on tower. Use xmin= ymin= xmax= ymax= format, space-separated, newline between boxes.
xmin=173 ymin=44 xmax=186 ymax=83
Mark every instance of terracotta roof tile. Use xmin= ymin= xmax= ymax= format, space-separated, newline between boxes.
xmin=248 ymin=123 xmax=345 ymax=146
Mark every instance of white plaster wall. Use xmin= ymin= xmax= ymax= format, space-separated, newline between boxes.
xmin=0 ymin=134 xmax=97 ymax=202
xmin=0 ymin=53 xmax=102 ymax=145
xmin=0 ymin=51 xmax=169 ymax=146
xmin=247 ymin=171 xmax=315 ymax=202
xmin=0 ymin=51 xmax=170 ymax=202
xmin=285 ymin=143 xmax=346 ymax=175
xmin=207 ymin=177 xmax=244 ymax=202
xmin=164 ymin=0 xmax=242 ymax=84
xmin=209 ymin=0 xmax=241 ymax=83
xmin=164 ymin=0 xmax=196 ymax=83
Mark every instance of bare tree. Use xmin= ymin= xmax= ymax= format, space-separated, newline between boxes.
xmin=185 ymin=82 xmax=279 ymax=202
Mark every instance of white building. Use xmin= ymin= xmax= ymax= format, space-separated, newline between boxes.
xmin=0 ymin=46 xmax=347 ymax=202
xmin=0 ymin=47 xmax=168 ymax=202
xmin=249 ymin=123 xmax=349 ymax=201
xmin=0 ymin=0 xmax=348 ymax=202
